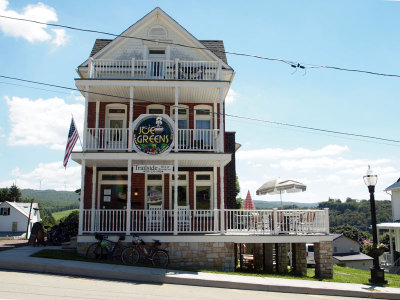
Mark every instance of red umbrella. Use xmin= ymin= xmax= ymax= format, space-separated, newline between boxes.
xmin=242 ymin=190 xmax=256 ymax=210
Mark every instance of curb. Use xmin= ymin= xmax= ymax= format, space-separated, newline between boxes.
xmin=1 ymin=259 xmax=399 ymax=300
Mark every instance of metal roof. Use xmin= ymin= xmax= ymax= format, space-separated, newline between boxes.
xmin=333 ymin=253 xmax=373 ymax=261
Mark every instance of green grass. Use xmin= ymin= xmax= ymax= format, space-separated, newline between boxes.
xmin=52 ymin=209 xmax=78 ymax=221
xmin=31 ymin=249 xmax=400 ymax=288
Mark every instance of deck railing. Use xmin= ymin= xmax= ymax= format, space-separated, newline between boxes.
xmin=85 ymin=128 xmax=221 ymax=152
xmin=82 ymin=209 xmax=329 ymax=235
xmin=88 ymin=58 xmax=222 ymax=80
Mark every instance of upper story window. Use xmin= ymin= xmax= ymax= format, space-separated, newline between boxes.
xmin=147 ymin=104 xmax=165 ymax=115
xmin=171 ymin=105 xmax=188 ymax=129
xmin=148 ymin=25 xmax=167 ymax=39
xmin=149 ymin=49 xmax=165 ymax=55
xmin=0 ymin=207 xmax=10 ymax=216
xmin=106 ymin=104 xmax=127 ymax=129
xmin=194 ymin=105 xmax=212 ymax=130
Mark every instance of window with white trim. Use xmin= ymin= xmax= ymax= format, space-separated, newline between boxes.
xmin=194 ymin=105 xmax=213 ymax=130
xmin=0 ymin=207 xmax=10 ymax=216
xmin=170 ymin=105 xmax=188 ymax=129
xmin=146 ymin=104 xmax=165 ymax=115
xmin=146 ymin=174 xmax=164 ymax=208
xmin=170 ymin=172 xmax=188 ymax=208
xmin=194 ymin=172 xmax=213 ymax=210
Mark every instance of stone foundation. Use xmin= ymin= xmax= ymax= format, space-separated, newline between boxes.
xmin=292 ymin=243 xmax=307 ymax=276
xmin=78 ymin=241 xmax=235 ymax=272
xmin=315 ymin=241 xmax=333 ymax=279
xmin=277 ymin=243 xmax=289 ymax=274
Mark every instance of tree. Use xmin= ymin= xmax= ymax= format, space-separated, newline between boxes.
xmin=235 ymin=175 xmax=241 ymax=208
xmin=331 ymin=224 xmax=370 ymax=243
xmin=8 ymin=184 xmax=21 ymax=202
xmin=0 ymin=188 xmax=10 ymax=201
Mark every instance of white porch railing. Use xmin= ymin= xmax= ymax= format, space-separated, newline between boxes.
xmin=86 ymin=128 xmax=129 ymax=151
xmin=82 ymin=209 xmax=329 ymax=235
xmin=177 ymin=129 xmax=220 ymax=152
xmin=84 ymin=128 xmax=221 ymax=152
xmin=88 ymin=59 xmax=222 ymax=81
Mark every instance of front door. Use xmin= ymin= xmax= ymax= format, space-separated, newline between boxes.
xmin=105 ymin=108 xmax=127 ymax=150
xmin=100 ymin=185 xmax=128 ymax=209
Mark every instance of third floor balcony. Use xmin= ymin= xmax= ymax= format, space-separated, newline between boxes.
xmin=88 ymin=58 xmax=223 ymax=81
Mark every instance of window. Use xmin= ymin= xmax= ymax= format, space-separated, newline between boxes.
xmin=194 ymin=172 xmax=213 ymax=211
xmin=146 ymin=174 xmax=164 ymax=208
xmin=147 ymin=104 xmax=165 ymax=115
xmin=149 ymin=49 xmax=165 ymax=55
xmin=171 ymin=105 xmax=188 ymax=129
xmin=148 ymin=25 xmax=167 ymax=39
xmin=170 ymin=172 xmax=188 ymax=208
xmin=0 ymin=208 xmax=10 ymax=216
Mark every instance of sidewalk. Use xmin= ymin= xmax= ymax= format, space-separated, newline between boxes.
xmin=0 ymin=246 xmax=399 ymax=299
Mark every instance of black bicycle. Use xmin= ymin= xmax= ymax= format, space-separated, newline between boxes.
xmin=86 ymin=233 xmax=126 ymax=261
xmin=121 ymin=234 xmax=169 ymax=267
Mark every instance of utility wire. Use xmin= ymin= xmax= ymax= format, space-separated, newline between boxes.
xmin=1 ymin=14 xmax=400 ymax=78
xmin=1 ymin=74 xmax=399 ymax=144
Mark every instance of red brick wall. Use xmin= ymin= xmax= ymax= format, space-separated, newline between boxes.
xmin=83 ymin=167 xmax=93 ymax=209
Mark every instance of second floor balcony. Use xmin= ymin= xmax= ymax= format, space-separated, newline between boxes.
xmin=85 ymin=128 xmax=222 ymax=152
xmin=88 ymin=58 xmax=223 ymax=81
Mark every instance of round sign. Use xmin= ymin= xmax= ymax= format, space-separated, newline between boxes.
xmin=132 ymin=114 xmax=174 ymax=156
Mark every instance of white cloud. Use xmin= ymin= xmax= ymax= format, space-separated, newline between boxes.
xmin=0 ymin=0 xmax=69 ymax=47
xmin=237 ymin=145 xmax=348 ymax=160
xmin=0 ymin=126 xmax=5 ymax=138
xmin=236 ymin=144 xmax=397 ymax=203
xmin=67 ymin=91 xmax=85 ymax=102
xmin=6 ymin=96 xmax=84 ymax=149
xmin=0 ymin=161 xmax=81 ymax=191
xmin=226 ymin=89 xmax=238 ymax=103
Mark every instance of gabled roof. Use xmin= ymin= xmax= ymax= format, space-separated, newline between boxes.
xmin=79 ymin=7 xmax=231 ymax=69
xmin=0 ymin=201 xmax=39 ymax=218
xmin=385 ymin=177 xmax=400 ymax=192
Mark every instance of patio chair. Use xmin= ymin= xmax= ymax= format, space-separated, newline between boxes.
xmin=177 ymin=205 xmax=191 ymax=232
xmin=146 ymin=205 xmax=164 ymax=232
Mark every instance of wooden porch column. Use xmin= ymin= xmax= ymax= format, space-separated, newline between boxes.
xmin=220 ymin=161 xmax=225 ymax=234
xmin=173 ymin=160 xmax=178 ymax=235
xmin=128 ymin=87 xmax=134 ymax=152
xmin=90 ymin=165 xmax=97 ymax=232
xmin=218 ymin=88 xmax=224 ymax=153
xmin=83 ymin=86 xmax=89 ymax=151
xmin=213 ymin=164 xmax=218 ymax=232
xmin=126 ymin=159 xmax=132 ymax=235
xmin=78 ymin=159 xmax=86 ymax=235
xmin=174 ymin=87 xmax=179 ymax=152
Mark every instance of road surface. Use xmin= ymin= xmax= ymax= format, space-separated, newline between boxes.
xmin=0 ymin=270 xmax=372 ymax=300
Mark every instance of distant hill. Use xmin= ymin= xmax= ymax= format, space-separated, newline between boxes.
xmin=253 ymin=200 xmax=318 ymax=209
xmin=21 ymin=189 xmax=79 ymax=216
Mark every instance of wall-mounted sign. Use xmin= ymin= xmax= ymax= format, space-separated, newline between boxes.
xmin=133 ymin=165 xmax=174 ymax=174
xmin=132 ymin=114 xmax=174 ymax=156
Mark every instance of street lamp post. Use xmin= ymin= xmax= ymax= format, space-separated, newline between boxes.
xmin=363 ymin=166 xmax=387 ymax=285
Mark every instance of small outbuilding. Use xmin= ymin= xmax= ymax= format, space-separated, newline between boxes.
xmin=0 ymin=201 xmax=41 ymax=237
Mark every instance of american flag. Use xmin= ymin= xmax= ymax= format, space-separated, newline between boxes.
xmin=63 ymin=118 xmax=79 ymax=168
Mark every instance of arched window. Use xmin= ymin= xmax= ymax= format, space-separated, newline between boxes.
xmin=148 ymin=25 xmax=167 ymax=39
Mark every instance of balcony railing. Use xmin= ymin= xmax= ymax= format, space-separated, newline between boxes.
xmin=85 ymin=128 xmax=221 ymax=152
xmin=88 ymin=58 xmax=222 ymax=81
xmin=82 ymin=209 xmax=330 ymax=235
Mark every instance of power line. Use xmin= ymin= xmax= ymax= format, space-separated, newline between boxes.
xmin=1 ymin=74 xmax=399 ymax=145
xmin=1 ymin=14 xmax=400 ymax=78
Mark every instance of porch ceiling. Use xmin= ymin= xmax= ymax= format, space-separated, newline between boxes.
xmin=71 ymin=152 xmax=231 ymax=168
xmin=75 ymin=79 xmax=230 ymax=103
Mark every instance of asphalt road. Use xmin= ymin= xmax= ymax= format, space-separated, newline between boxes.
xmin=0 ymin=270 xmax=371 ymax=300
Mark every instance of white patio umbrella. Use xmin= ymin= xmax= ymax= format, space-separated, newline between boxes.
xmin=256 ymin=179 xmax=307 ymax=209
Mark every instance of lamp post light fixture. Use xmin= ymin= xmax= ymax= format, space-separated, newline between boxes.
xmin=363 ymin=166 xmax=387 ymax=285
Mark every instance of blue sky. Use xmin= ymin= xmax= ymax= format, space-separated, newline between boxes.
xmin=0 ymin=0 xmax=399 ymax=203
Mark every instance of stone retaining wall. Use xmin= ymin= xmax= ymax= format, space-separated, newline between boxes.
xmin=78 ymin=241 xmax=235 ymax=272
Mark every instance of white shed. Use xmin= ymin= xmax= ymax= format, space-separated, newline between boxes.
xmin=0 ymin=201 xmax=41 ymax=237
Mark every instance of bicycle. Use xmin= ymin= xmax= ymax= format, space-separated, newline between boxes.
xmin=121 ymin=234 xmax=169 ymax=268
xmin=86 ymin=233 xmax=126 ymax=261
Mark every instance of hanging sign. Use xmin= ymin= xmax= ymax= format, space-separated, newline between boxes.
xmin=132 ymin=114 xmax=174 ymax=156
xmin=133 ymin=165 xmax=174 ymax=173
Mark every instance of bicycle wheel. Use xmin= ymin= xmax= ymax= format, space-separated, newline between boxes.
xmin=152 ymin=250 xmax=169 ymax=268
xmin=86 ymin=243 xmax=103 ymax=260
xmin=111 ymin=244 xmax=126 ymax=261
xmin=121 ymin=247 xmax=140 ymax=265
